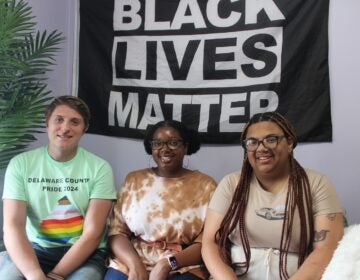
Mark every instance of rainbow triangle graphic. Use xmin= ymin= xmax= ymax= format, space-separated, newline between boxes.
xmin=38 ymin=196 xmax=84 ymax=244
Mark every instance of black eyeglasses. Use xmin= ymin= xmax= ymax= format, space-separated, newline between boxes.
xmin=242 ymin=135 xmax=286 ymax=152
xmin=150 ymin=139 xmax=184 ymax=150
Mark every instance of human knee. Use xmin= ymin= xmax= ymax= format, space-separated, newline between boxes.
xmin=0 ymin=251 xmax=24 ymax=280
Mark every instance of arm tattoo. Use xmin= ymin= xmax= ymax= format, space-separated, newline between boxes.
xmin=326 ymin=213 xmax=336 ymax=221
xmin=314 ymin=229 xmax=330 ymax=243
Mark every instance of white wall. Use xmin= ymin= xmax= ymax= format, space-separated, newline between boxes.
xmin=2 ymin=0 xmax=359 ymax=228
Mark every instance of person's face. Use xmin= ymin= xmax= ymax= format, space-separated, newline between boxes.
xmin=151 ymin=126 xmax=187 ymax=176
xmin=244 ymin=121 xmax=293 ymax=178
xmin=47 ymin=105 xmax=86 ymax=160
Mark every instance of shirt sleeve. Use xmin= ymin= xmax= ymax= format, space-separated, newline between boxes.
xmin=108 ymin=184 xmax=133 ymax=238
xmin=89 ymin=160 xmax=117 ymax=200
xmin=308 ymin=170 xmax=343 ymax=216
xmin=208 ymin=172 xmax=240 ymax=215
xmin=2 ymin=155 xmax=27 ymax=201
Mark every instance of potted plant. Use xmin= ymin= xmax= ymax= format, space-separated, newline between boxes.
xmin=0 ymin=0 xmax=64 ymax=170
xmin=0 ymin=0 xmax=64 ymax=247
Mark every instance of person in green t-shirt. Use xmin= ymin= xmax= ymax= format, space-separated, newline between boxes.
xmin=0 ymin=96 xmax=116 ymax=280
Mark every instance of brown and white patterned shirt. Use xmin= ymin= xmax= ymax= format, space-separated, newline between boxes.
xmin=108 ymin=168 xmax=217 ymax=278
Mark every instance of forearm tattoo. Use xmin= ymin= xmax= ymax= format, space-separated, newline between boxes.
xmin=314 ymin=229 xmax=330 ymax=242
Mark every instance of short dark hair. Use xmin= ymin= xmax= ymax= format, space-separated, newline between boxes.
xmin=45 ymin=95 xmax=90 ymax=130
xmin=143 ymin=120 xmax=201 ymax=155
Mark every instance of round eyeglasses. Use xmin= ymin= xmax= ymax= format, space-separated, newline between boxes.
xmin=150 ymin=139 xmax=184 ymax=150
xmin=242 ymin=135 xmax=286 ymax=152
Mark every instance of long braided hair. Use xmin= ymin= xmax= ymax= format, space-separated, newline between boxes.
xmin=215 ymin=112 xmax=314 ymax=279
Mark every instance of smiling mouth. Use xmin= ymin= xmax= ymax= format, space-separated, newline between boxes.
xmin=57 ymin=134 xmax=72 ymax=139
xmin=257 ymin=155 xmax=272 ymax=160
xmin=160 ymin=155 xmax=173 ymax=163
xmin=255 ymin=152 xmax=274 ymax=162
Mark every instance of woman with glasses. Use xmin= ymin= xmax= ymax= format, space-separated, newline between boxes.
xmin=202 ymin=112 xmax=344 ymax=280
xmin=104 ymin=120 xmax=217 ymax=280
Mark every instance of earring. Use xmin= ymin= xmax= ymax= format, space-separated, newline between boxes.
xmin=183 ymin=156 xmax=189 ymax=168
xmin=148 ymin=155 xmax=154 ymax=168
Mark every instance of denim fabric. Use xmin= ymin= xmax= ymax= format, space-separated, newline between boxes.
xmin=104 ymin=267 xmax=201 ymax=280
xmin=168 ymin=272 xmax=201 ymax=280
xmin=0 ymin=243 xmax=107 ymax=280
xmin=104 ymin=267 xmax=128 ymax=280
xmin=0 ymin=251 xmax=23 ymax=280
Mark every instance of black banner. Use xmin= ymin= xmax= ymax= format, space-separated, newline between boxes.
xmin=78 ymin=0 xmax=332 ymax=144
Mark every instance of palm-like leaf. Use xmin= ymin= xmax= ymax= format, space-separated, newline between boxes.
xmin=0 ymin=0 xmax=64 ymax=169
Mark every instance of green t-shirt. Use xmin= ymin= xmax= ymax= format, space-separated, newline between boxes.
xmin=3 ymin=146 xmax=116 ymax=249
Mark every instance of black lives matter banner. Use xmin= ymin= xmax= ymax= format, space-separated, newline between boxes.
xmin=77 ymin=0 xmax=332 ymax=144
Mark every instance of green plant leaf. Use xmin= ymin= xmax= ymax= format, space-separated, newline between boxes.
xmin=0 ymin=0 xmax=64 ymax=169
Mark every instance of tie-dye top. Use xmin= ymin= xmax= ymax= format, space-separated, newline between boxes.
xmin=108 ymin=168 xmax=217 ymax=278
